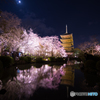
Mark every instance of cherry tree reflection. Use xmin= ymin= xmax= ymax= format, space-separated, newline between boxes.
xmin=0 ymin=64 xmax=66 ymax=100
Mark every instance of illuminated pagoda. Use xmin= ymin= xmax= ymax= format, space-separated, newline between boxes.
xmin=60 ymin=25 xmax=74 ymax=55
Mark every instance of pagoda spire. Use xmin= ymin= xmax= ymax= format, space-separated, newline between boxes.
xmin=66 ymin=25 xmax=68 ymax=33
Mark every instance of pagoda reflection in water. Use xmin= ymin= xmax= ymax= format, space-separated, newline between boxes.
xmin=60 ymin=64 xmax=75 ymax=98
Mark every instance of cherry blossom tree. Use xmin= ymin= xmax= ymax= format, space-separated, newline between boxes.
xmin=38 ymin=36 xmax=67 ymax=57
xmin=94 ymin=44 xmax=100 ymax=55
xmin=0 ymin=27 xmax=24 ymax=52
xmin=18 ymin=29 xmax=67 ymax=57
xmin=0 ymin=11 xmax=21 ymax=33
xmin=0 ymin=11 xmax=67 ymax=57
xmin=78 ymin=36 xmax=99 ymax=55
xmin=0 ymin=27 xmax=67 ymax=57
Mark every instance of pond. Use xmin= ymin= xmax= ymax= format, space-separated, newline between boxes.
xmin=0 ymin=62 xmax=100 ymax=100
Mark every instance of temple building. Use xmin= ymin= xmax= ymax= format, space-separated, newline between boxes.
xmin=60 ymin=25 xmax=74 ymax=55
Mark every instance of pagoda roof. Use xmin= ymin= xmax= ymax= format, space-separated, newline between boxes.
xmin=64 ymin=32 xmax=72 ymax=34
xmin=61 ymin=33 xmax=72 ymax=35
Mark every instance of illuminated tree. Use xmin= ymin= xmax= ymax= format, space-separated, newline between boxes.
xmin=78 ymin=36 xmax=99 ymax=55
xmin=39 ymin=36 xmax=67 ymax=57
xmin=18 ymin=29 xmax=67 ymax=57
xmin=0 ymin=27 xmax=24 ymax=52
xmin=0 ymin=21 xmax=67 ymax=57
xmin=94 ymin=44 xmax=100 ymax=55
xmin=0 ymin=11 xmax=21 ymax=33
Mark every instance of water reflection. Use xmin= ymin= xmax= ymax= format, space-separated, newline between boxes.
xmin=60 ymin=65 xmax=75 ymax=98
xmin=0 ymin=64 xmax=65 ymax=100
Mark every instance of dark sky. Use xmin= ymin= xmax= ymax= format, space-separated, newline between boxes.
xmin=0 ymin=0 xmax=100 ymax=48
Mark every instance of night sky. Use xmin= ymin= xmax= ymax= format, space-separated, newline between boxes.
xmin=0 ymin=0 xmax=100 ymax=48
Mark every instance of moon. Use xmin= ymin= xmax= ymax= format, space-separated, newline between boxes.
xmin=18 ymin=1 xmax=21 ymax=3
xmin=16 ymin=0 xmax=21 ymax=4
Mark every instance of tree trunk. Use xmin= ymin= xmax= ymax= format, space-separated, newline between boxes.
xmin=92 ymin=47 xmax=94 ymax=56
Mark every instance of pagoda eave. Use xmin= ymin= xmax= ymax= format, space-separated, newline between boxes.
xmin=61 ymin=44 xmax=73 ymax=47
xmin=60 ymin=39 xmax=73 ymax=43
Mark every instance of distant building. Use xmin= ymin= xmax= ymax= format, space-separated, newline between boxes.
xmin=60 ymin=25 xmax=74 ymax=55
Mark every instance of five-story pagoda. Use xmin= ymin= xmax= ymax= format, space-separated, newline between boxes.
xmin=60 ymin=25 xmax=74 ymax=55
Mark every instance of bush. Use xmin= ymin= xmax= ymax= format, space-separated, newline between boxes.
xmin=19 ymin=56 xmax=32 ymax=63
xmin=55 ymin=57 xmax=64 ymax=62
xmin=74 ymin=57 xmax=82 ymax=62
xmin=93 ymin=55 xmax=100 ymax=62
xmin=24 ymin=57 xmax=28 ymax=62
xmin=78 ymin=52 xmax=86 ymax=63
xmin=31 ymin=56 xmax=36 ymax=59
xmin=19 ymin=57 xmax=28 ymax=63
xmin=48 ymin=57 xmax=55 ymax=61
xmin=0 ymin=60 xmax=3 ymax=69
xmin=84 ymin=60 xmax=96 ymax=69
xmin=0 ymin=60 xmax=3 ymax=79
xmin=84 ymin=53 xmax=100 ymax=62
xmin=35 ymin=57 xmax=43 ymax=62
xmin=96 ymin=60 xmax=100 ymax=71
xmin=19 ymin=57 xmax=25 ymax=61
xmin=0 ymin=56 xmax=14 ymax=68
xmin=10 ymin=56 xmax=14 ymax=64
xmin=26 ymin=56 xmax=32 ymax=63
